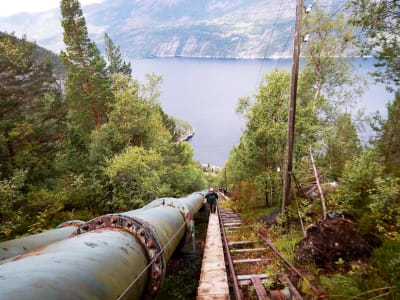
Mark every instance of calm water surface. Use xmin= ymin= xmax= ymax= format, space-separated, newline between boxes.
xmin=131 ymin=58 xmax=393 ymax=167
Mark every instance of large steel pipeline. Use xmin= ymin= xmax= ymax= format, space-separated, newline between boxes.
xmin=0 ymin=192 xmax=205 ymax=300
xmin=0 ymin=220 xmax=84 ymax=262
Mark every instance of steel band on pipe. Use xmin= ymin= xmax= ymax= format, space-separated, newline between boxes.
xmin=70 ymin=213 xmax=167 ymax=296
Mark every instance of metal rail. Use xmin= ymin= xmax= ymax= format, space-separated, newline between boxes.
xmin=218 ymin=206 xmax=243 ymax=300
xmin=220 ymin=208 xmax=315 ymax=300
xmin=256 ymin=231 xmax=321 ymax=297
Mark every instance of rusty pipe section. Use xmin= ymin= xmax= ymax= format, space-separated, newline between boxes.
xmin=0 ymin=192 xmax=205 ymax=299
xmin=0 ymin=222 xmax=83 ymax=262
xmin=0 ymin=192 xmax=205 ymax=262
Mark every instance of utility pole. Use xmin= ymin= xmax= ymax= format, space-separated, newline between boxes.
xmin=281 ymin=0 xmax=304 ymax=214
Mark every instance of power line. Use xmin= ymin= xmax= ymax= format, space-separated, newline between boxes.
xmin=276 ymin=24 xmax=295 ymax=69
xmin=251 ymin=0 xmax=288 ymax=96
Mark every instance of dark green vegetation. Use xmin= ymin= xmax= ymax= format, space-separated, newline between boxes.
xmin=214 ymin=3 xmax=400 ymax=299
xmin=1 ymin=0 xmax=399 ymax=299
xmin=0 ymin=0 xmax=206 ymax=240
xmin=156 ymin=212 xmax=208 ymax=300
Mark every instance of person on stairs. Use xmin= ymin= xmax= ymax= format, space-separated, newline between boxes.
xmin=205 ymin=187 xmax=218 ymax=214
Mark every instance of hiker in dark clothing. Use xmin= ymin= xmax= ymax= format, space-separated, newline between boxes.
xmin=205 ymin=187 xmax=218 ymax=214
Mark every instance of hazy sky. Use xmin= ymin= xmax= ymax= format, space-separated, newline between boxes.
xmin=0 ymin=0 xmax=104 ymax=17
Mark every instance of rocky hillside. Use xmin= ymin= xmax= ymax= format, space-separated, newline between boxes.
xmin=0 ymin=0 xmax=346 ymax=59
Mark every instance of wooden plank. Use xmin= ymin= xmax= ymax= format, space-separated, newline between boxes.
xmin=233 ymin=258 xmax=271 ymax=264
xmin=228 ymin=241 xmax=256 ymax=248
xmin=223 ymin=221 xmax=241 ymax=225
xmin=237 ymin=274 xmax=269 ymax=281
xmin=251 ymin=276 xmax=271 ymax=300
xmin=224 ymin=226 xmax=241 ymax=230
xmin=231 ymin=247 xmax=267 ymax=253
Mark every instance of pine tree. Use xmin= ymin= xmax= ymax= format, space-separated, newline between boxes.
xmin=0 ymin=32 xmax=61 ymax=178
xmin=375 ymin=91 xmax=400 ymax=176
xmin=60 ymin=0 xmax=113 ymax=133
xmin=326 ymin=113 xmax=360 ymax=179
xmin=104 ymin=33 xmax=132 ymax=76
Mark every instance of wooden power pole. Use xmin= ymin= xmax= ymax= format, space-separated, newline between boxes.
xmin=281 ymin=0 xmax=304 ymax=214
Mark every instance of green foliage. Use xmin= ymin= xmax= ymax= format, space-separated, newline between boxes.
xmin=105 ymin=146 xmax=166 ymax=211
xmin=336 ymin=148 xmax=382 ymax=208
xmin=302 ymin=6 xmax=361 ymax=107
xmin=227 ymin=70 xmax=289 ymax=206
xmin=60 ymin=0 xmax=113 ymax=134
xmin=162 ymin=164 xmax=205 ymax=196
xmin=0 ymin=32 xmax=63 ymax=181
xmin=104 ymin=32 xmax=132 ymax=76
xmin=319 ymin=274 xmax=363 ymax=298
xmin=0 ymin=169 xmax=27 ymax=239
xmin=369 ymin=177 xmax=400 ymax=233
xmin=325 ymin=113 xmax=361 ymax=179
xmin=156 ymin=269 xmax=200 ymax=300
xmin=25 ymin=188 xmax=65 ymax=234
xmin=374 ymin=91 xmax=400 ymax=177
xmin=109 ymin=74 xmax=170 ymax=149
xmin=349 ymin=0 xmax=400 ymax=87
xmin=319 ymin=240 xmax=400 ymax=299
xmin=370 ymin=240 xmax=400 ymax=296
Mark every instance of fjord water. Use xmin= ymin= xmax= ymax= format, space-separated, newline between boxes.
xmin=132 ymin=58 xmax=393 ymax=167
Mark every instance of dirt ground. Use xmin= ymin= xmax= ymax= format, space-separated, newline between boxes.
xmin=295 ymin=212 xmax=381 ymax=271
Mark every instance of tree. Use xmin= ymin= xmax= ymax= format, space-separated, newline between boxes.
xmin=337 ymin=148 xmax=382 ymax=209
xmin=60 ymin=0 xmax=113 ymax=133
xmin=0 ymin=169 xmax=26 ymax=240
xmin=105 ymin=146 xmax=166 ymax=211
xmin=301 ymin=5 xmax=361 ymax=119
xmin=326 ymin=113 xmax=360 ymax=179
xmin=374 ymin=91 xmax=400 ymax=177
xmin=0 ymin=32 xmax=64 ymax=180
xmin=349 ymin=0 xmax=400 ymax=87
xmin=104 ymin=33 xmax=132 ymax=76
xmin=228 ymin=70 xmax=290 ymax=207
xmin=297 ymin=5 xmax=363 ymax=182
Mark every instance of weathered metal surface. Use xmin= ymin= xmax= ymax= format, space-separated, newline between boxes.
xmin=218 ymin=208 xmax=242 ymax=300
xmin=0 ymin=230 xmax=148 ymax=299
xmin=0 ymin=226 xmax=78 ymax=262
xmin=0 ymin=192 xmax=205 ymax=299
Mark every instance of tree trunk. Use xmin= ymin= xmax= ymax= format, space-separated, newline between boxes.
xmin=309 ymin=145 xmax=327 ymax=220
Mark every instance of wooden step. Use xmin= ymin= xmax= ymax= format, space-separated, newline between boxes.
xmin=233 ymin=258 xmax=271 ymax=264
xmin=223 ymin=222 xmax=241 ymax=227
xmin=237 ymin=274 xmax=270 ymax=285
xmin=224 ymin=226 xmax=241 ymax=230
xmin=228 ymin=241 xmax=256 ymax=248
xmin=231 ymin=247 xmax=267 ymax=253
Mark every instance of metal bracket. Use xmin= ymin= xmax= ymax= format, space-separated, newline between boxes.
xmin=70 ymin=214 xmax=166 ymax=298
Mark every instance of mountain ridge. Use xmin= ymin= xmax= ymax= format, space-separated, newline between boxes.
xmin=0 ymin=0 xmax=346 ymax=59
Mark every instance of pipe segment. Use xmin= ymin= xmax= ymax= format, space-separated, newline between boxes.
xmin=0 ymin=192 xmax=205 ymax=299
xmin=0 ymin=225 xmax=81 ymax=262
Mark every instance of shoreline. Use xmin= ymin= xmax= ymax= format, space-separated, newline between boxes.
xmin=131 ymin=55 xmax=375 ymax=61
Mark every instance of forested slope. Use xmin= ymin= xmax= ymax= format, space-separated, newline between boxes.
xmin=214 ymin=2 xmax=400 ymax=298
xmin=0 ymin=2 xmax=206 ymax=240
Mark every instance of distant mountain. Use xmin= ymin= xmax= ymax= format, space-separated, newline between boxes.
xmin=0 ymin=0 xmax=346 ymax=59
xmin=1 ymin=31 xmax=67 ymax=77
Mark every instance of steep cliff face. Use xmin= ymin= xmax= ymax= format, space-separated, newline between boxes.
xmin=0 ymin=0 xmax=346 ymax=58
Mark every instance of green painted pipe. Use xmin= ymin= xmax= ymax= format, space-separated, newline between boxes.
xmin=0 ymin=192 xmax=204 ymax=299
xmin=0 ymin=225 xmax=81 ymax=262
